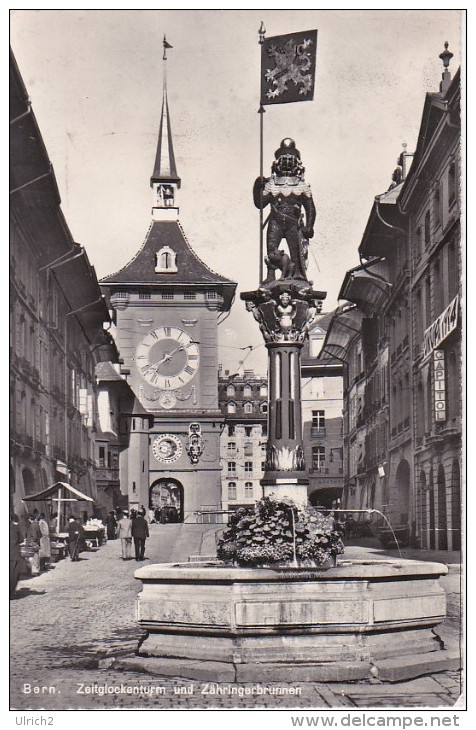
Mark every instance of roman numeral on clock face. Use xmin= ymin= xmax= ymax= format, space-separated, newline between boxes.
xmin=184 ymin=365 xmax=195 ymax=376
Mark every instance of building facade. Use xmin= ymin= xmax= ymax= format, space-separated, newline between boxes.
xmin=100 ymin=62 xmax=236 ymax=521
xmin=10 ymin=49 xmax=114 ymax=523
xmin=321 ymin=48 xmax=461 ymax=549
xmin=302 ymin=315 xmax=344 ymax=508
xmin=218 ymin=370 xmax=268 ymax=512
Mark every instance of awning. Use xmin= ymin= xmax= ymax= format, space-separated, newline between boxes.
xmin=340 ymin=269 xmax=389 ymax=315
xmin=318 ymin=304 xmax=365 ymax=362
xmin=22 ymin=481 xmax=94 ymax=503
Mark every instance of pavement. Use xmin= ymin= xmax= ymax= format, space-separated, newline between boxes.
xmin=10 ymin=525 xmax=464 ymax=711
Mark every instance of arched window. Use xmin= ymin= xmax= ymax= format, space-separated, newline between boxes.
xmin=227 ymin=401 xmax=236 ymax=414
xmin=226 ymin=384 xmax=235 ymax=397
xmin=228 ymin=482 xmax=237 ymax=500
xmin=244 ymin=402 xmax=253 ymax=414
xmin=245 ymin=482 xmax=253 ymax=498
xmin=243 ymin=385 xmax=252 ymax=398
xmin=155 ymin=246 xmax=178 ymax=273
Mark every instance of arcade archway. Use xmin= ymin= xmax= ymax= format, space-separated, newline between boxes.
xmin=149 ymin=478 xmax=184 ymax=523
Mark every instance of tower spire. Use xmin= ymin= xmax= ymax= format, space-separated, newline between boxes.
xmin=151 ymin=35 xmax=181 ymax=221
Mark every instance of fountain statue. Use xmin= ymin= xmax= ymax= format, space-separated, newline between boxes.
xmin=130 ymin=139 xmax=459 ymax=685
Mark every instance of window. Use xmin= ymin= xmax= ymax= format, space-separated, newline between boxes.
xmin=227 ymin=441 xmax=237 ymax=454
xmin=424 ymin=210 xmax=431 ymax=247
xmin=161 ymin=292 xmax=174 ymax=300
xmin=139 ymin=292 xmax=151 ymax=300
xmin=206 ymin=291 xmax=217 ymax=300
xmin=260 ymin=384 xmax=268 ymax=397
xmin=98 ymin=446 xmax=106 ymax=468
xmin=115 ymin=291 xmax=127 ymax=299
xmin=311 ymin=410 xmax=325 ymax=434
xmin=244 ymin=401 xmax=253 ymax=414
xmin=312 ymin=446 xmax=325 ymax=470
xmin=261 ymin=462 xmax=266 ymax=472
xmin=227 ymin=401 xmax=236 ymax=414
xmin=433 ymin=185 xmax=441 ymax=228
xmin=227 ymin=425 xmax=235 ymax=437
xmin=260 ymin=403 xmax=268 ymax=414
xmin=448 ymin=161 xmax=457 ymax=205
xmin=184 ymin=292 xmax=196 ymax=300
xmin=227 ymin=461 xmax=236 ymax=475
xmin=244 ymin=442 xmax=253 ymax=456
xmin=228 ymin=482 xmax=237 ymax=500
xmin=245 ymin=426 xmax=253 ymax=437
xmin=245 ymin=482 xmax=253 ymax=498
xmin=245 ymin=461 xmax=253 ymax=474
xmin=226 ymin=384 xmax=235 ymax=397
xmin=243 ymin=385 xmax=252 ymax=398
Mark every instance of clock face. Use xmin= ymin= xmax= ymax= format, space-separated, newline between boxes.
xmin=135 ymin=326 xmax=199 ymax=389
xmin=152 ymin=434 xmax=182 ymax=463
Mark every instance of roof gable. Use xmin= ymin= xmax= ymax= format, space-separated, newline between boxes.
xmin=100 ymin=220 xmax=235 ymax=288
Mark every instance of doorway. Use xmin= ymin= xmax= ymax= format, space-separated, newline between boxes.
xmin=149 ymin=478 xmax=184 ymax=523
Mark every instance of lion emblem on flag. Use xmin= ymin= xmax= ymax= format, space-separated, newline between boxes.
xmin=264 ymin=37 xmax=314 ymax=100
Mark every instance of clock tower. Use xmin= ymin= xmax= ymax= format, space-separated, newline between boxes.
xmin=100 ymin=41 xmax=236 ymax=520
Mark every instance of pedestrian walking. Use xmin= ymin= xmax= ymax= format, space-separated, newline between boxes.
xmin=116 ymin=511 xmax=132 ymax=560
xmin=67 ymin=516 xmax=85 ymax=561
xmin=25 ymin=514 xmax=41 ymax=575
xmin=131 ymin=510 xmax=149 ymax=561
xmin=148 ymin=508 xmax=156 ymax=524
xmin=38 ymin=513 xmax=51 ymax=570
xmin=10 ymin=514 xmax=23 ymax=598
xmin=106 ymin=511 xmax=117 ymax=540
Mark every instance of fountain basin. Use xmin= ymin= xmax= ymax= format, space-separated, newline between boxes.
xmin=133 ymin=560 xmax=460 ymax=682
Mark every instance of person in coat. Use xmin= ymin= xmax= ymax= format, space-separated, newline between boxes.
xmin=67 ymin=516 xmax=85 ymax=561
xmin=10 ymin=514 xmax=23 ymax=598
xmin=116 ymin=511 xmax=132 ymax=560
xmin=25 ymin=514 xmax=41 ymax=575
xmin=131 ymin=510 xmax=149 ymax=561
xmin=38 ymin=513 xmax=51 ymax=570
xmin=106 ymin=511 xmax=117 ymax=540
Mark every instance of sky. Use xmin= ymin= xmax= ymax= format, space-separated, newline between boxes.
xmin=10 ymin=9 xmax=462 ymax=375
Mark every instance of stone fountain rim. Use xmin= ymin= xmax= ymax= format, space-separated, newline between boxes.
xmin=134 ymin=559 xmax=448 ymax=582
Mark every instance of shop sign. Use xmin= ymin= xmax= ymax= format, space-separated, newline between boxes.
xmin=434 ymin=350 xmax=446 ymax=422
xmin=422 ymin=294 xmax=459 ymax=360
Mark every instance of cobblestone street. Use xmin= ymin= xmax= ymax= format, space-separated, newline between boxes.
xmin=10 ymin=525 xmax=463 ymax=711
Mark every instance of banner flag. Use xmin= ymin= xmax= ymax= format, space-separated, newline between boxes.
xmin=261 ymin=29 xmax=317 ymax=105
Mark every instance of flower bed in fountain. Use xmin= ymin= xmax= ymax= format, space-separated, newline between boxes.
xmin=216 ymin=496 xmax=344 ymax=567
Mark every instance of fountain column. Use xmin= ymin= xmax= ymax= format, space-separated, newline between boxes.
xmin=241 ymin=281 xmax=326 ymax=507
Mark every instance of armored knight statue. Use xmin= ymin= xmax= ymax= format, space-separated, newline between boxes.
xmin=253 ymin=138 xmax=316 ymax=284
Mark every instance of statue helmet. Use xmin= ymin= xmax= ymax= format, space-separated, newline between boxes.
xmin=272 ymin=138 xmax=304 ymax=176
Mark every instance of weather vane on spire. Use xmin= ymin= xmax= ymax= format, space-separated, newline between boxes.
xmin=163 ymin=34 xmax=173 ymax=61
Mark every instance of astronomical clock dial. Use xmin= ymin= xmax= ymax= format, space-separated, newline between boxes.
xmin=152 ymin=434 xmax=182 ymax=464
xmin=135 ymin=326 xmax=199 ymax=390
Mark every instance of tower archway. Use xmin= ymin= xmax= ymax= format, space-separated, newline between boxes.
xmin=149 ymin=478 xmax=184 ymax=523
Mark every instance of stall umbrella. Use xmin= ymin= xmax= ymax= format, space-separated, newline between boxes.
xmin=22 ymin=481 xmax=94 ymax=535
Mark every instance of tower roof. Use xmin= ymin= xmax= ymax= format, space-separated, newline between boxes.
xmin=99 ymin=220 xmax=236 ymax=309
xmin=150 ymin=64 xmax=181 ymax=188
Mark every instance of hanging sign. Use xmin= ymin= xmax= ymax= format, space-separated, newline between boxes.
xmin=422 ymin=294 xmax=459 ymax=360
xmin=433 ymin=350 xmax=446 ymax=422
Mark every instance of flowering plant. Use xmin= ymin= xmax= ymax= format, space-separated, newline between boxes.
xmin=217 ymin=496 xmax=344 ymax=567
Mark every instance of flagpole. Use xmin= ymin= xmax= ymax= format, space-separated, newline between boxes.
xmin=258 ymin=22 xmax=266 ymax=285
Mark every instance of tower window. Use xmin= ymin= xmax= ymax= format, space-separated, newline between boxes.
xmin=155 ymin=246 xmax=178 ymax=274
